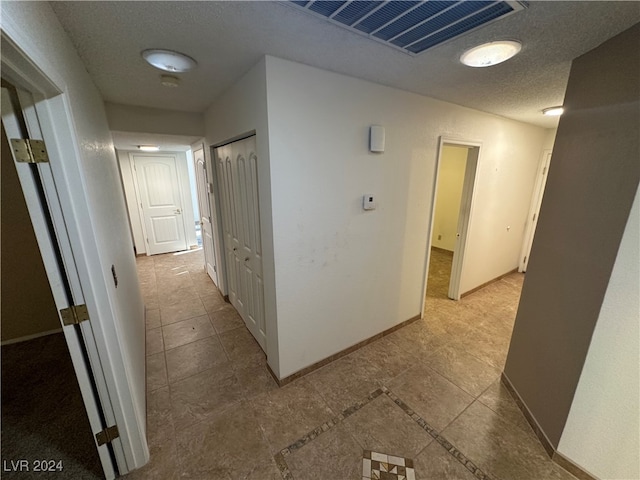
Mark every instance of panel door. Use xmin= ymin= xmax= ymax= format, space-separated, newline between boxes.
xmin=215 ymin=144 xmax=243 ymax=312
xmin=214 ymin=136 xmax=265 ymax=350
xmin=133 ymin=155 xmax=187 ymax=255
xmin=193 ymin=146 xmax=218 ymax=285
xmin=233 ymin=137 xmax=266 ymax=348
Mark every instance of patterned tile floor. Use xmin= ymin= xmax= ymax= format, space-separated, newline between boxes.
xmin=125 ymin=248 xmax=578 ymax=480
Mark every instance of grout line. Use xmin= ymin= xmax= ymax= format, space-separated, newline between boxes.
xmin=272 ymin=386 xmax=497 ymax=480
xmin=383 ymin=387 xmax=496 ymax=480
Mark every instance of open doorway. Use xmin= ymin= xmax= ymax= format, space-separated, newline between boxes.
xmin=424 ymin=139 xmax=481 ymax=303
xmin=1 ymin=118 xmax=103 ymax=479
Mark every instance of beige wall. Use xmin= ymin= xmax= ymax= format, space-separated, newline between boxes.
xmin=263 ymin=56 xmax=546 ymax=378
xmin=505 ymin=23 xmax=639 ymax=450
xmin=1 ymin=122 xmax=60 ymax=342
xmin=431 ymin=145 xmax=468 ymax=251
xmin=558 ymin=185 xmax=639 ymax=480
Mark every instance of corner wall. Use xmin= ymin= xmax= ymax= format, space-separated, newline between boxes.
xmin=504 ymin=23 xmax=640 ymax=452
xmin=1 ymin=1 xmax=148 ymax=469
xmin=264 ymin=56 xmax=546 ymax=378
xmin=203 ymin=58 xmax=280 ymax=376
xmin=558 ymin=185 xmax=639 ymax=480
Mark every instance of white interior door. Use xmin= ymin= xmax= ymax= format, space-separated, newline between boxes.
xmin=519 ymin=149 xmax=552 ymax=272
xmin=448 ymin=145 xmax=480 ymax=300
xmin=192 ymin=143 xmax=218 ymax=284
xmin=215 ymin=136 xmax=266 ymax=350
xmin=1 ymin=86 xmax=120 ymax=479
xmin=133 ymin=154 xmax=188 ymax=255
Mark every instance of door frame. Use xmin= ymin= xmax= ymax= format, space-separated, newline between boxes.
xmin=130 ymin=152 xmax=190 ymax=256
xmin=191 ymin=139 xmax=218 ymax=285
xmin=519 ymin=149 xmax=552 ymax=272
xmin=422 ymin=137 xmax=482 ymax=309
xmin=209 ymin=131 xmax=256 ymax=297
xmin=1 ymin=32 xmax=147 ymax=477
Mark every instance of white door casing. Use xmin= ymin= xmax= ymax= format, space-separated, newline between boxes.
xmin=422 ymin=137 xmax=481 ymax=310
xmin=519 ymin=149 xmax=552 ymax=272
xmin=2 ymin=86 xmax=121 ymax=479
xmin=132 ymin=154 xmax=188 ymax=256
xmin=192 ymin=144 xmax=218 ymax=285
xmin=215 ymin=136 xmax=266 ymax=350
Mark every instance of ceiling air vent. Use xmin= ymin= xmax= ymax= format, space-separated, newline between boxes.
xmin=289 ymin=1 xmax=527 ymax=55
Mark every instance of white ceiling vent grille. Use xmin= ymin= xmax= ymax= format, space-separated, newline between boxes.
xmin=289 ymin=1 xmax=528 ymax=55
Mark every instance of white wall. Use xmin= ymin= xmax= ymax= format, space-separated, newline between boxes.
xmin=432 ymin=145 xmax=468 ymax=251
xmin=264 ymin=56 xmax=546 ymax=378
xmin=204 ymin=58 xmax=281 ymax=376
xmin=558 ymin=186 xmax=639 ymax=480
xmin=117 ymin=150 xmax=198 ymax=254
xmin=1 ymin=1 xmax=147 ymax=470
xmin=105 ymin=102 xmax=204 ymax=137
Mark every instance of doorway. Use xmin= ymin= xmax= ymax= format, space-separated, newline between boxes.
xmin=119 ymin=149 xmax=201 ymax=257
xmin=424 ymin=139 xmax=481 ymax=303
xmin=519 ymin=149 xmax=552 ymax=272
xmin=1 ymin=119 xmax=103 ymax=478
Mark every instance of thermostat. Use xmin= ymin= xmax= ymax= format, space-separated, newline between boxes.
xmin=363 ymin=194 xmax=376 ymax=210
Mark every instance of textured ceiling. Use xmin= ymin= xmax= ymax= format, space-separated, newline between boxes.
xmin=51 ymin=1 xmax=640 ymax=129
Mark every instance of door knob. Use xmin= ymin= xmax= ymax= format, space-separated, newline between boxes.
xmin=245 ymin=257 xmax=249 ymax=262
xmin=174 ymin=208 xmax=182 ymax=214
xmin=233 ymin=247 xmax=237 ymax=251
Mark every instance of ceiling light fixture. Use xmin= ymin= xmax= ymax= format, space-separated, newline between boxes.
xmin=141 ymin=49 xmax=197 ymax=72
xmin=542 ymin=106 xmax=564 ymax=116
xmin=460 ymin=40 xmax=522 ymax=67
xmin=138 ymin=145 xmax=160 ymax=152
xmin=160 ymin=75 xmax=180 ymax=88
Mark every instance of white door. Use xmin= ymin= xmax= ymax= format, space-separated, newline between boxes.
xmin=2 ymin=86 xmax=121 ymax=478
xmin=133 ymin=154 xmax=188 ymax=255
xmin=519 ymin=150 xmax=552 ymax=272
xmin=215 ymin=136 xmax=266 ymax=350
xmin=192 ymin=144 xmax=218 ymax=284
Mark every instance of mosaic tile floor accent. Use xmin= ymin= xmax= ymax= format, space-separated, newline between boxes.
xmin=363 ymin=450 xmax=415 ymax=480
xmin=273 ymin=386 xmax=496 ymax=480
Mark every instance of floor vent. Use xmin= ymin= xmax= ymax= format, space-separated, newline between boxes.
xmin=289 ymin=1 xmax=528 ymax=55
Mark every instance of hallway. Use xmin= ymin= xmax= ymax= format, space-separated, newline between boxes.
xmin=128 ymin=249 xmax=577 ymax=480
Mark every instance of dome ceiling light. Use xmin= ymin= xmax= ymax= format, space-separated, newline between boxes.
xmin=141 ymin=49 xmax=197 ymax=72
xmin=138 ymin=145 xmax=160 ymax=152
xmin=460 ymin=40 xmax=522 ymax=67
xmin=542 ymin=106 xmax=564 ymax=116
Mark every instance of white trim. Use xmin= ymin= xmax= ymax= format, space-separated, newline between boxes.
xmin=519 ymin=149 xmax=552 ymax=272
xmin=421 ymin=137 xmax=482 ymax=311
xmin=1 ymin=328 xmax=64 ymax=346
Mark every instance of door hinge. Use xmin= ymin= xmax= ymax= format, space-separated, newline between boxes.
xmin=213 ymin=265 xmax=217 ymax=272
xmin=532 ymin=213 xmax=537 ymax=222
xmin=10 ymin=138 xmax=49 ymax=163
xmin=523 ymin=255 xmax=527 ymax=264
xmin=59 ymin=304 xmax=90 ymax=326
xmin=542 ymin=166 xmax=547 ymax=175
xmin=95 ymin=425 xmax=119 ymax=446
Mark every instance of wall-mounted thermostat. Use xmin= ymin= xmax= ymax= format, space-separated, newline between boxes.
xmin=363 ymin=194 xmax=376 ymax=210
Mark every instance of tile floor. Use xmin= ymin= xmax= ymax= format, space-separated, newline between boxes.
xmin=126 ymin=248 xmax=577 ymax=480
